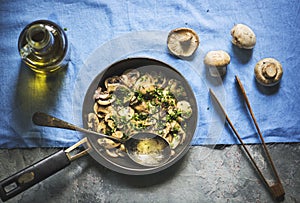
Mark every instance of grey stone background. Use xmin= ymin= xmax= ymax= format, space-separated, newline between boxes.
xmin=0 ymin=144 xmax=299 ymax=203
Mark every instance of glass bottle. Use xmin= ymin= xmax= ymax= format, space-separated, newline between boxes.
xmin=18 ymin=20 xmax=69 ymax=74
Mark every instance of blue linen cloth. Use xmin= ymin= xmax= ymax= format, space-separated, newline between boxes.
xmin=0 ymin=0 xmax=299 ymax=148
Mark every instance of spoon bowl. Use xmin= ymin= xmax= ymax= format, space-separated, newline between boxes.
xmin=124 ymin=132 xmax=172 ymax=167
xmin=32 ymin=112 xmax=171 ymax=167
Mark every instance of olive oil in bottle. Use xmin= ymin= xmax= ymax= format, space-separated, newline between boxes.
xmin=18 ymin=20 xmax=69 ymax=74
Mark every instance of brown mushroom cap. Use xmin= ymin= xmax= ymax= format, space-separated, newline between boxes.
xmin=254 ymin=58 xmax=283 ymax=86
xmin=231 ymin=24 xmax=256 ymax=49
xmin=167 ymin=28 xmax=200 ymax=58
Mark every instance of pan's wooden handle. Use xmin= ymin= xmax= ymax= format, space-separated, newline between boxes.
xmin=0 ymin=150 xmax=70 ymax=202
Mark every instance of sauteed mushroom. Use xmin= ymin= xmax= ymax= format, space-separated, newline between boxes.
xmin=97 ymin=138 xmax=120 ymax=149
xmin=105 ymin=76 xmax=121 ymax=92
xmin=87 ymin=113 xmax=99 ymax=131
xmin=120 ymin=69 xmax=140 ymax=87
xmin=97 ymin=96 xmax=116 ymax=106
xmin=177 ymin=100 xmax=192 ymax=119
xmin=88 ymin=69 xmax=193 ymax=158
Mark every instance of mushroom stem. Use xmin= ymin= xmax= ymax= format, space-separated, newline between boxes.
xmin=262 ymin=63 xmax=277 ymax=79
xmin=179 ymin=33 xmax=192 ymax=45
xmin=254 ymin=58 xmax=283 ymax=86
xmin=208 ymin=66 xmax=227 ymax=77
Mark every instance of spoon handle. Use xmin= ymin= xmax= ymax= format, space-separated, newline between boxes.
xmin=32 ymin=112 xmax=121 ymax=142
xmin=32 ymin=112 xmax=77 ymax=130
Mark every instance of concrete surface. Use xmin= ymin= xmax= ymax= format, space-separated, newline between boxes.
xmin=0 ymin=144 xmax=299 ymax=203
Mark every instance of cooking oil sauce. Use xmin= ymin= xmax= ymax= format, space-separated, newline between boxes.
xmin=18 ymin=20 xmax=69 ymax=75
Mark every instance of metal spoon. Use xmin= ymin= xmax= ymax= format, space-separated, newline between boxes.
xmin=32 ymin=112 xmax=171 ymax=167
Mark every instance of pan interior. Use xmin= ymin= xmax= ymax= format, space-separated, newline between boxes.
xmin=82 ymin=57 xmax=198 ymax=175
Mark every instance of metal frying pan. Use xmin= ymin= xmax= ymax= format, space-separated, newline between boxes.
xmin=82 ymin=57 xmax=198 ymax=175
xmin=0 ymin=57 xmax=198 ymax=201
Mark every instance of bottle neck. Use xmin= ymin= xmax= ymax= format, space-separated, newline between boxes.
xmin=26 ymin=24 xmax=53 ymax=53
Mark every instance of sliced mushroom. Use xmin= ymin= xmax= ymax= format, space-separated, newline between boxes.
xmin=140 ymin=83 xmax=156 ymax=95
xmin=133 ymin=101 xmax=149 ymax=113
xmin=118 ymin=106 xmax=135 ymax=120
xmin=117 ymin=149 xmax=126 ymax=157
xmin=97 ymin=100 xmax=111 ymax=107
xmin=123 ymin=69 xmax=140 ymax=83
xmin=93 ymin=102 xmax=99 ymax=114
xmin=133 ymin=73 xmax=155 ymax=94
xmin=161 ymin=122 xmax=172 ymax=138
xmin=112 ymin=131 xmax=124 ymax=139
xmin=164 ymin=121 xmax=184 ymax=149
xmin=254 ymin=58 xmax=283 ymax=86
xmin=104 ymin=114 xmax=111 ymax=122
xmin=143 ymin=118 xmax=157 ymax=127
xmin=98 ymin=91 xmax=110 ymax=100
xmin=176 ymin=116 xmax=184 ymax=123
xmin=105 ymin=149 xmax=119 ymax=158
xmin=204 ymin=50 xmax=231 ymax=77
xmin=119 ymin=144 xmax=126 ymax=152
xmin=176 ymin=100 xmax=192 ymax=118
xmin=107 ymin=119 xmax=116 ymax=130
xmin=154 ymin=75 xmax=167 ymax=89
xmin=148 ymin=102 xmax=159 ymax=114
xmin=113 ymin=85 xmax=134 ymax=104
xmin=167 ymin=28 xmax=200 ymax=58
xmin=97 ymin=138 xmax=120 ymax=149
xmin=97 ymin=120 xmax=107 ymax=133
xmin=170 ymin=120 xmax=181 ymax=130
xmin=120 ymin=69 xmax=140 ymax=87
xmin=93 ymin=87 xmax=111 ymax=100
xmin=97 ymin=95 xmax=116 ymax=106
xmin=87 ymin=113 xmax=99 ymax=131
xmin=166 ymin=79 xmax=187 ymax=98
xmin=169 ymin=134 xmax=181 ymax=149
xmin=231 ymin=24 xmax=256 ymax=49
xmin=165 ymin=134 xmax=173 ymax=144
xmin=97 ymin=106 xmax=112 ymax=114
xmin=105 ymin=76 xmax=121 ymax=92
xmin=179 ymin=128 xmax=186 ymax=144
xmin=167 ymin=79 xmax=178 ymax=93
xmin=93 ymin=87 xmax=102 ymax=100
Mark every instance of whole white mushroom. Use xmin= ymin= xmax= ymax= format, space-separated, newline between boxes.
xmin=231 ymin=24 xmax=256 ymax=49
xmin=204 ymin=50 xmax=231 ymax=77
xmin=254 ymin=58 xmax=283 ymax=86
xmin=167 ymin=28 xmax=200 ymax=59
